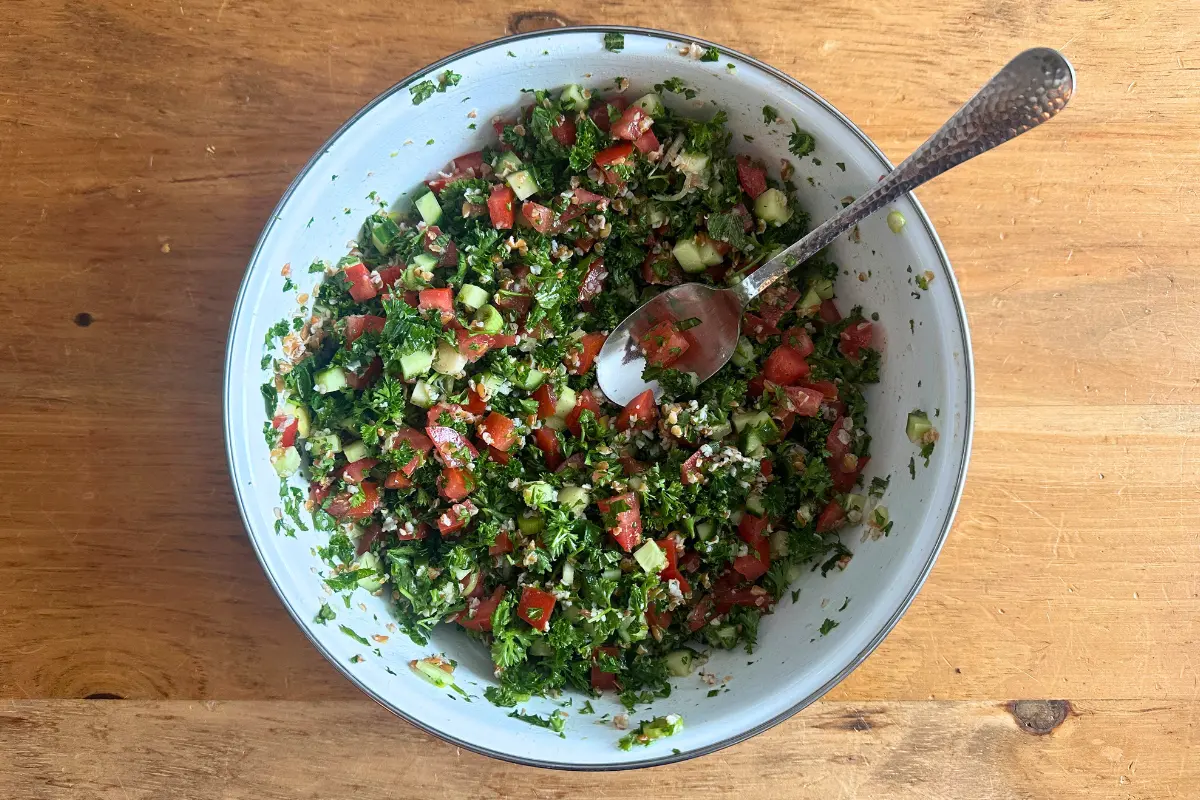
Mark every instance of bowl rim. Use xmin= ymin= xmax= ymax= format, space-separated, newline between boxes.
xmin=223 ymin=24 xmax=975 ymax=771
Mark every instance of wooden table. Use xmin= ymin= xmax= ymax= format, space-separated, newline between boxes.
xmin=3 ymin=1 xmax=1196 ymax=796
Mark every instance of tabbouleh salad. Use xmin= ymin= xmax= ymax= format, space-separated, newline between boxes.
xmin=261 ymin=80 xmax=916 ymax=717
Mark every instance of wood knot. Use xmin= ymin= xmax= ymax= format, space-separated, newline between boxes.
xmin=84 ymin=692 xmax=125 ymax=700
xmin=1007 ymin=699 xmax=1071 ymax=735
xmin=508 ymin=11 xmax=571 ymax=34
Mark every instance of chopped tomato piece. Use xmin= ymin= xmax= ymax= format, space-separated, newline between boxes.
xmin=748 ymin=375 xmax=766 ymax=398
xmin=633 ymin=128 xmax=660 ymax=154
xmin=831 ymin=456 xmax=869 ymax=493
xmin=520 ymin=201 xmax=554 ymax=234
xmin=816 ymin=500 xmax=847 ymax=532
xmin=550 ymin=114 xmax=577 ymax=146
xmin=742 ymin=313 xmax=780 ymax=343
xmin=611 ymin=105 xmax=653 ymax=141
xmin=800 ymin=380 xmax=839 ymax=400
xmin=620 ymin=456 xmax=648 ymax=476
xmin=738 ymin=513 xmax=769 ymax=545
xmin=344 ymin=314 xmax=386 ymax=346
xmin=839 ymin=320 xmax=874 ymax=360
xmin=437 ymin=500 xmax=478 ymax=535
xmin=597 ymin=491 xmax=643 ymax=552
xmin=762 ymin=344 xmax=811 ymax=385
xmin=760 ymin=457 xmax=773 ymax=477
xmin=640 ymin=320 xmax=690 ymax=368
xmin=464 ymin=385 xmax=488 ymax=416
xmin=679 ymin=550 xmax=702 ymax=573
xmin=565 ymin=389 xmax=602 ymax=437
xmin=426 ymin=403 xmax=473 ymax=427
xmin=731 ymin=202 xmax=755 ymax=232
xmin=421 ymin=225 xmax=458 ymax=267
xmin=594 ymin=142 xmax=635 ymax=167
xmin=438 ymin=467 xmax=476 ymax=502
xmin=377 ymin=266 xmax=403 ymax=289
xmin=681 ymin=450 xmax=706 ymax=485
xmin=642 ymin=252 xmax=682 ymax=285
xmin=687 ymin=596 xmax=714 ymax=632
xmin=488 ymin=184 xmax=516 ymax=230
xmin=587 ymin=95 xmax=628 ymax=132
xmin=531 ymin=384 xmax=557 ymax=419
xmin=488 ymin=333 xmax=518 ymax=348
xmin=825 ymin=416 xmax=856 ymax=475
xmin=341 ymin=457 xmax=379 ymax=484
xmin=478 ymin=412 xmax=518 ymax=452
xmin=343 ymin=262 xmax=376 ymax=302
xmin=517 ymin=586 xmax=556 ymax=632
xmin=615 ymin=389 xmax=658 ymax=432
xmin=570 ymin=188 xmax=608 ymax=208
xmin=309 ymin=480 xmax=333 ymax=508
xmin=645 ymin=604 xmax=673 ymax=631
xmin=483 ymin=444 xmax=511 ymax=464
xmin=456 ymin=328 xmax=493 ymax=362
xmin=532 ymin=427 xmax=564 ymax=470
xmin=735 ymin=155 xmax=768 ymax=199
xmin=325 ymin=481 xmax=380 ymax=520
xmin=271 ymin=415 xmax=298 ymax=448
xmin=733 ymin=550 xmax=770 ymax=581
xmin=426 ymin=426 xmax=479 ymax=468
xmin=384 ymin=470 xmax=412 ymax=489
xmin=564 ymin=332 xmax=606 ymax=376
xmin=418 ymin=288 xmax=454 ymax=313
xmin=489 ymin=531 xmax=513 ymax=556
xmin=591 ymin=646 xmax=621 ymax=691
xmin=343 ymin=357 xmax=382 ymax=390
xmin=456 ymin=585 xmax=505 ymax=631
xmin=781 ymin=385 xmax=823 ymax=417
xmin=818 ymin=298 xmax=842 ymax=324
xmin=777 ymin=326 xmax=814 ymax=357
xmin=577 ymin=257 xmax=608 ymax=306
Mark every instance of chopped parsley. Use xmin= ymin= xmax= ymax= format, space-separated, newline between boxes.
xmin=788 ymin=120 xmax=816 ymax=157
xmin=819 ymin=618 xmax=839 ymax=636
xmin=603 ymin=32 xmax=625 ymax=52
xmin=762 ymin=105 xmax=779 ymax=124
xmin=700 ymin=46 xmax=720 ymax=62
xmin=339 ymin=625 xmax=370 ymax=646
xmin=314 ymin=603 xmax=337 ymax=625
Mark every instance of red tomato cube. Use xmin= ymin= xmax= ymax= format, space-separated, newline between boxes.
xmin=615 ymin=389 xmax=658 ymax=432
xmin=517 ymin=586 xmax=557 ymax=632
xmin=597 ymin=492 xmax=643 ymax=552
xmin=488 ymin=184 xmax=516 ymax=229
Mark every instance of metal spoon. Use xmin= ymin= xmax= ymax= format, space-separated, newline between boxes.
xmin=597 ymin=47 xmax=1075 ymax=406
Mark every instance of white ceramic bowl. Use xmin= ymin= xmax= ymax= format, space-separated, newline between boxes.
xmin=224 ymin=26 xmax=973 ymax=769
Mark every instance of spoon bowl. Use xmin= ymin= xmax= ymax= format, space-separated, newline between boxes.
xmin=597 ymin=284 xmax=743 ymax=406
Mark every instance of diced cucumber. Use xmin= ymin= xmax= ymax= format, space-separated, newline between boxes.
xmin=414 ymin=191 xmax=442 ymax=225
xmin=633 ymin=540 xmax=667 ymax=573
xmin=402 ymin=264 xmax=431 ymax=290
xmin=731 ymin=336 xmax=755 ymax=368
xmin=311 ymin=433 xmax=341 ymax=459
xmin=798 ymin=287 xmax=822 ymax=316
xmin=769 ymin=529 xmax=789 ymax=559
xmin=529 ymin=640 xmax=554 ymax=657
xmin=869 ymin=505 xmax=890 ymax=530
xmin=601 ymin=566 xmax=622 ymax=581
xmin=366 ymin=215 xmax=401 ymax=254
xmin=522 ymin=481 xmax=558 ymax=507
xmin=409 ymin=657 xmax=453 ymax=688
xmin=412 ymin=253 xmax=438 ymax=271
xmin=560 ymin=84 xmax=588 ymax=111
xmin=554 ymin=386 xmax=577 ymax=416
xmin=696 ymin=238 xmax=724 ymax=267
xmin=634 ymin=92 xmax=665 ymax=118
xmin=672 ymin=238 xmax=707 ymax=273
xmin=314 ymin=365 xmax=348 ymax=394
xmin=474 ymin=304 xmax=504 ymax=334
xmin=906 ymin=410 xmax=933 ymax=444
xmin=400 ymin=347 xmax=436 ymax=380
xmin=270 ymin=446 xmax=301 ymax=477
xmin=514 ymin=363 xmax=545 ymax=391
xmin=494 ymin=151 xmax=523 ymax=178
xmin=647 ymin=203 xmax=669 ymax=229
xmin=543 ymin=416 xmax=566 ymax=431
xmin=506 ymin=169 xmax=539 ymax=200
xmin=343 ymin=440 xmax=369 ymax=463
xmin=354 ymin=551 xmax=385 ymax=592
xmin=432 ymin=340 xmax=467 ymax=376
xmin=729 ymin=509 xmax=744 ymax=525
xmin=708 ymin=421 xmax=733 ymax=441
xmin=732 ymin=409 xmax=771 ymax=433
xmin=457 ymin=283 xmax=490 ymax=311
xmin=746 ymin=493 xmax=766 ymax=516
xmin=696 ymin=520 xmax=715 ymax=540
xmin=810 ymin=276 xmax=835 ymax=300
xmin=409 ymin=379 xmax=438 ymax=409
xmin=844 ymin=493 xmax=867 ymax=523
xmin=517 ymin=512 xmax=545 ymax=535
xmin=664 ymin=648 xmax=700 ymax=677
xmin=281 ymin=400 xmax=312 ymax=437
xmin=754 ymin=188 xmax=792 ymax=225
xmin=740 ymin=427 xmax=765 ymax=456
xmin=560 ymin=561 xmax=575 ymax=586
xmin=558 ymin=485 xmax=590 ymax=517
xmin=675 ymin=151 xmax=709 ymax=176
xmin=709 ymin=624 xmax=739 ymax=649
xmin=476 ymin=372 xmax=507 ymax=398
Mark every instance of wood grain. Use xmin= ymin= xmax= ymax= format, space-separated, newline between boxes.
xmin=2 ymin=0 xmax=1198 ymax=793
xmin=1 ymin=699 xmax=1192 ymax=799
